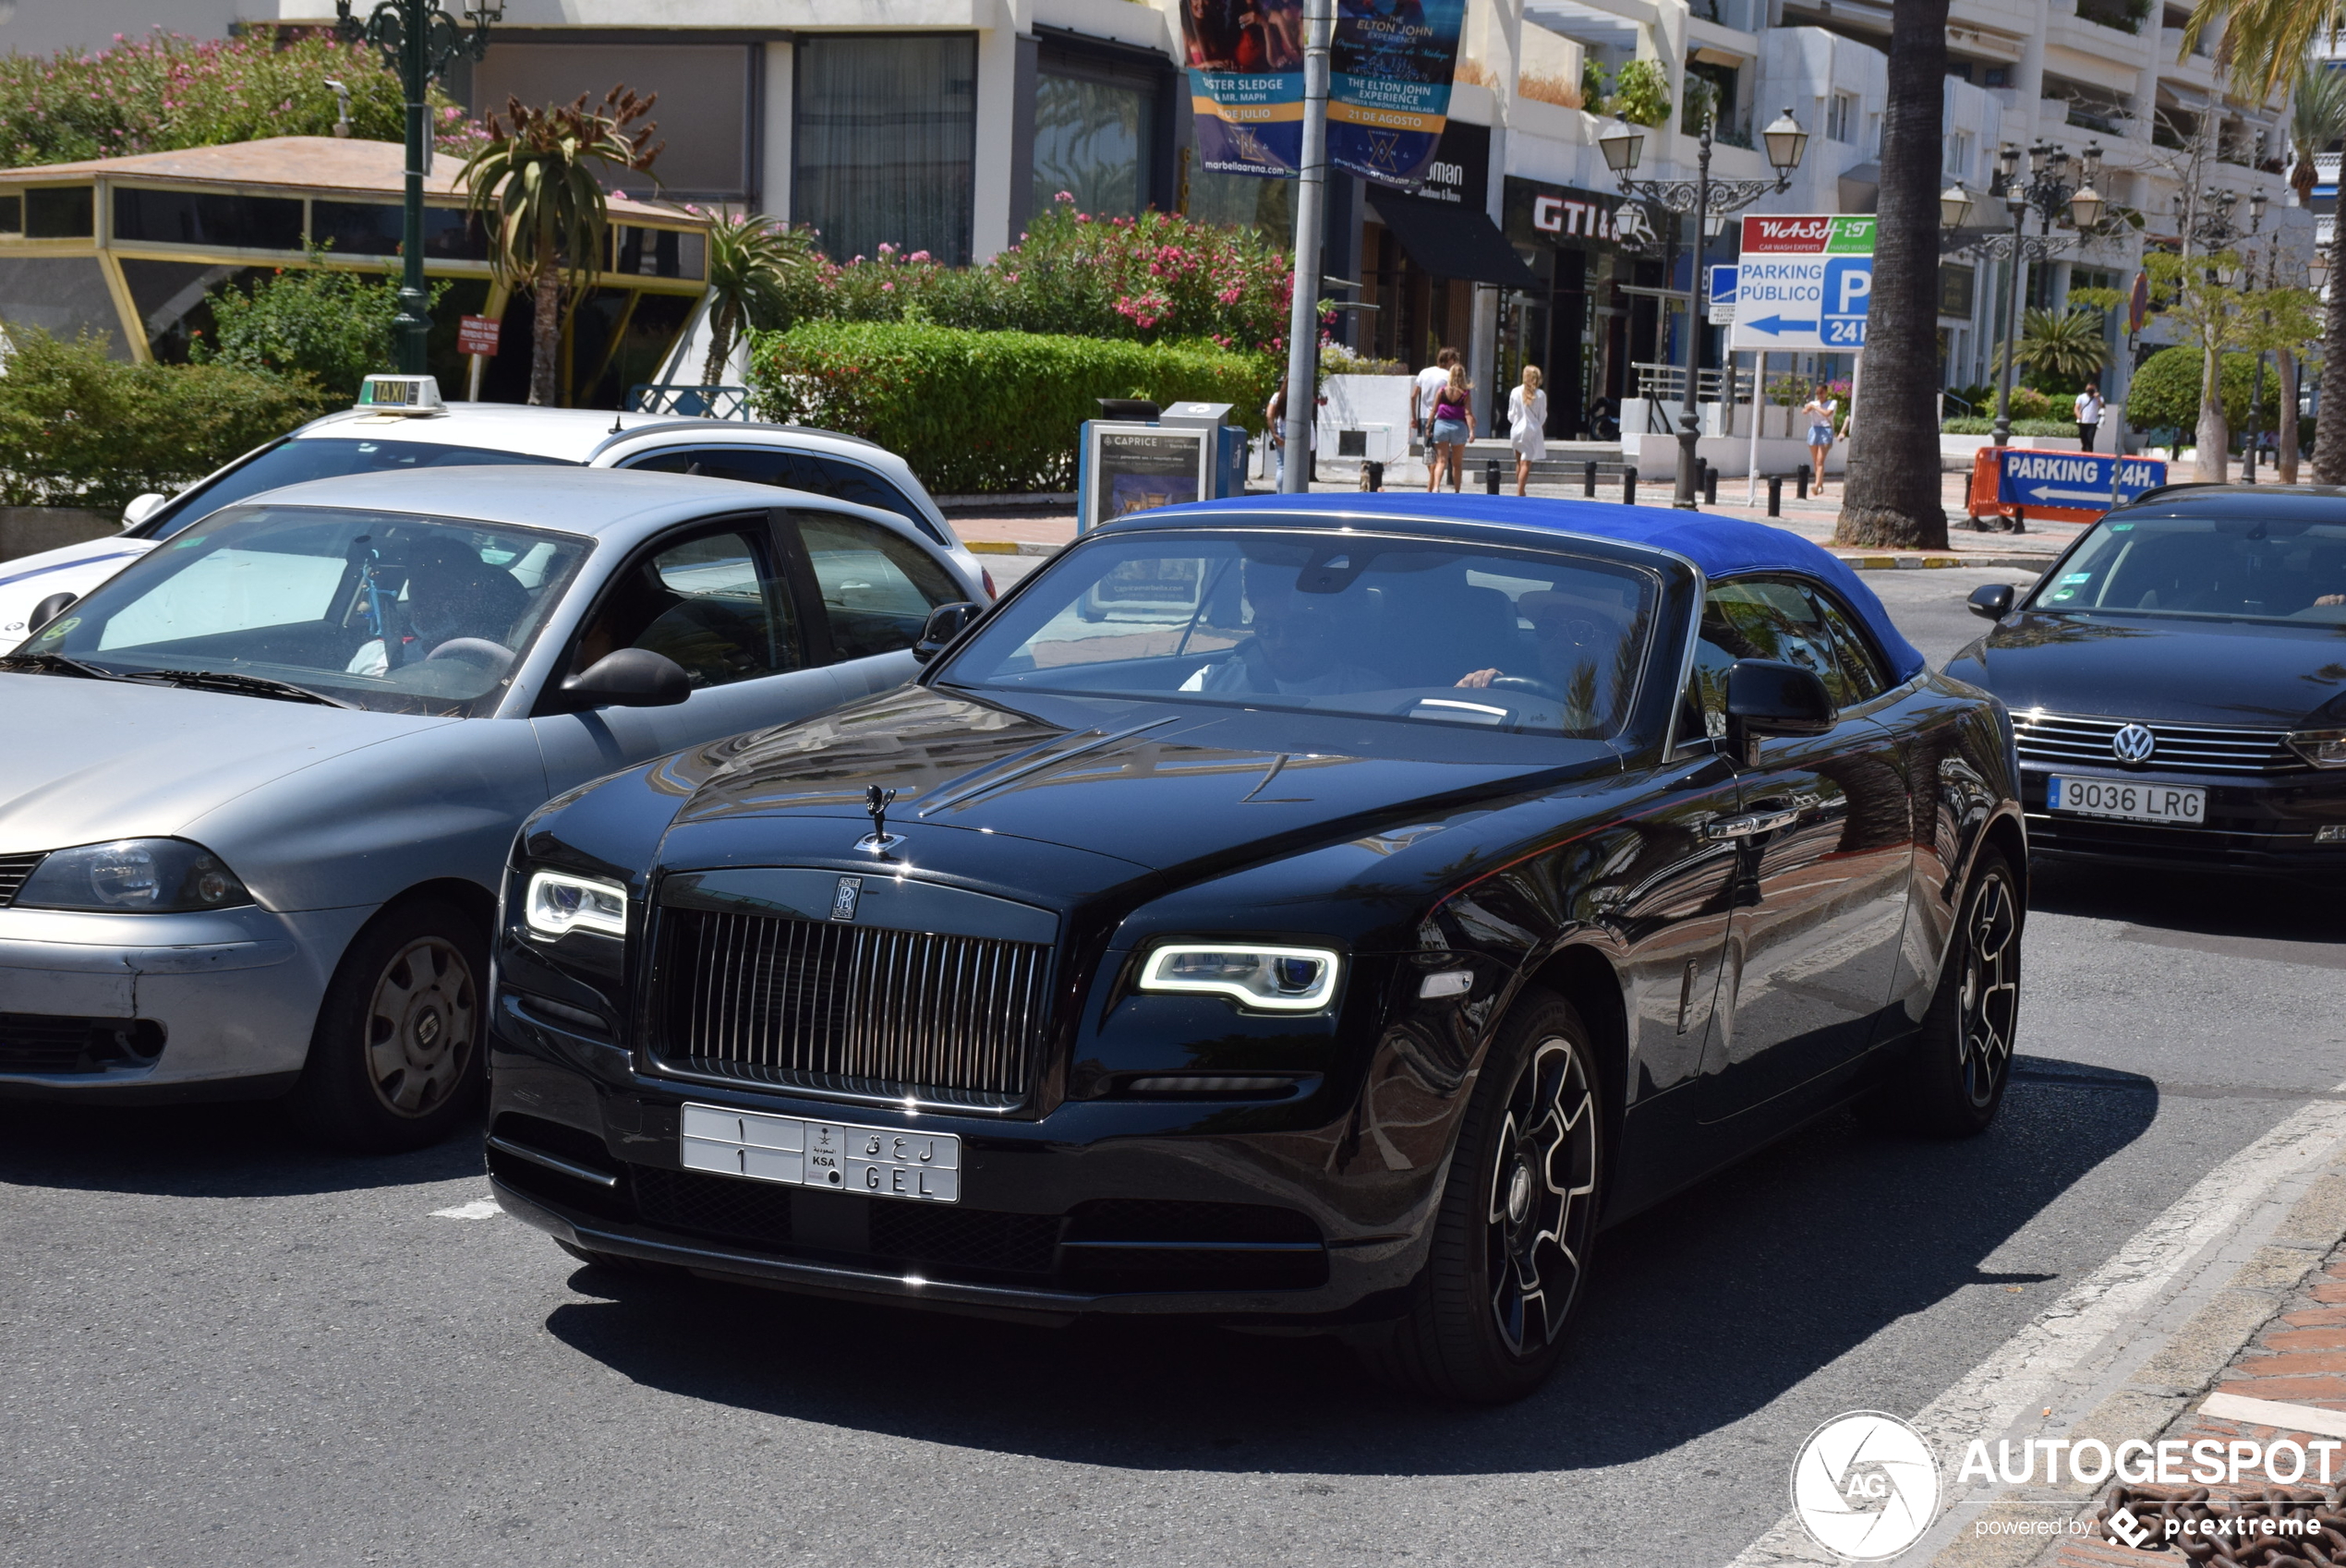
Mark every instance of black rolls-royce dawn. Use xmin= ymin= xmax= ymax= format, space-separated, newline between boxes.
xmin=484 ymin=494 xmax=2025 ymax=1403
xmin=1948 ymin=486 xmax=2346 ymax=876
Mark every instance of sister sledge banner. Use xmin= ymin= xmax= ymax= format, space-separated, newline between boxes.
xmin=1179 ymin=0 xmax=1468 ymax=189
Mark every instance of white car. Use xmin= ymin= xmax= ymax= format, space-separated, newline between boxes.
xmin=0 ymin=386 xmax=990 ymax=649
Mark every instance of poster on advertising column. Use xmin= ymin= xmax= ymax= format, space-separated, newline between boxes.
xmin=1179 ymin=0 xmax=1469 ymax=187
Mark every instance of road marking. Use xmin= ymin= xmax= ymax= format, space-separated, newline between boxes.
xmin=1727 ymin=1078 xmax=2346 ymax=1566
xmin=430 ymin=1199 xmax=503 ymax=1220
xmin=2200 ymin=1391 xmax=2346 ymax=1441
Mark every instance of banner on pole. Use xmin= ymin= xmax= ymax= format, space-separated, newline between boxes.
xmin=1179 ymin=0 xmax=1470 ymax=188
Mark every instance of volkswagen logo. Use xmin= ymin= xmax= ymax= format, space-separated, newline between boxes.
xmin=2110 ymin=723 xmax=2157 ymax=765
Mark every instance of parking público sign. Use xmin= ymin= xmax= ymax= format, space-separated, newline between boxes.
xmin=1728 ymin=215 xmax=1875 ymax=352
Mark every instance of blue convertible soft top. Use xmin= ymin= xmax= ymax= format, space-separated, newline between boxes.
xmin=1132 ymin=492 xmax=1926 ymax=682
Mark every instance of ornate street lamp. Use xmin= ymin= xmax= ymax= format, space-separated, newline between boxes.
xmin=337 ymin=0 xmax=503 ymax=376
xmin=1941 ymin=183 xmax=1977 ymax=231
xmin=1976 ymin=141 xmax=2100 ymax=458
xmin=1607 ymin=103 xmax=1808 ymax=509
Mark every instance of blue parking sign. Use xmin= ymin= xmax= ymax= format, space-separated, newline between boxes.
xmin=1820 ymin=257 xmax=1871 ymax=346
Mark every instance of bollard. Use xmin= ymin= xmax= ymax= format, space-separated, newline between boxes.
xmin=1583 ymin=460 xmax=1598 ymax=497
xmin=1767 ymin=475 xmax=1784 ymax=517
xmin=1795 ymin=464 xmax=1809 ymax=500
xmin=2243 ymin=448 xmax=2257 ymax=484
xmin=1364 ymin=459 xmax=1384 ymax=491
xmin=1623 ymin=465 xmax=1638 ymax=506
xmin=1702 ymin=466 xmax=1719 ymax=507
xmin=1485 ymin=458 xmax=1502 ymax=494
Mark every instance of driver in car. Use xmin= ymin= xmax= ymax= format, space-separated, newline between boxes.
xmin=345 ymin=537 xmax=526 ymax=677
xmin=1189 ymin=564 xmax=1381 ymax=697
xmin=1455 ymin=589 xmax=1631 ymax=715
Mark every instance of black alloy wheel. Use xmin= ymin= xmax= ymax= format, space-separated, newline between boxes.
xmin=1362 ymin=989 xmax=1602 ymax=1404
xmin=1904 ymin=848 xmax=2022 ymax=1137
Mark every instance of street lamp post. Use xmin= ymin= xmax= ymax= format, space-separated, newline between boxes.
xmin=1602 ymin=105 xmax=1808 ymax=509
xmin=1981 ymin=140 xmax=2104 ymax=451
xmin=337 ymin=0 xmax=502 ymax=377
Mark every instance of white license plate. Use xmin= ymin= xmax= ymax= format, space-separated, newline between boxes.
xmin=680 ymin=1104 xmax=961 ymax=1203
xmin=2048 ymin=775 xmax=2207 ymax=825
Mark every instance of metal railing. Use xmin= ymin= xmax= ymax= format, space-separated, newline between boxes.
xmin=625 ymin=383 xmax=752 ymax=419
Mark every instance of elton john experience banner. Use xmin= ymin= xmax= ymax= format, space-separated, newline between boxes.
xmin=1179 ymin=0 xmax=1468 ymax=189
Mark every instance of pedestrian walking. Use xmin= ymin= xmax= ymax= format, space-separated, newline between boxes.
xmin=1425 ymin=364 xmax=1474 ymax=492
xmin=1800 ymin=388 xmax=1838 ymax=497
xmin=1412 ymin=346 xmax=1459 ymax=466
xmin=1264 ymin=383 xmax=1324 ymax=487
xmin=2074 ymin=382 xmax=2103 ymax=452
xmin=1507 ymin=365 xmax=1547 ymax=497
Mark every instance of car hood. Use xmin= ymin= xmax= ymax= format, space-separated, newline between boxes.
xmin=0 ymin=537 xmax=156 ymax=649
xmin=660 ymin=684 xmax=1616 ymax=877
xmin=0 ymin=673 xmax=459 ymax=852
xmin=1973 ymin=613 xmax=2346 ymax=729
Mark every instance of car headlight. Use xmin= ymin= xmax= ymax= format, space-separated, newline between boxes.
xmin=15 ymin=838 xmax=251 ymax=912
xmin=524 ymin=870 xmax=629 ymax=939
xmin=1137 ymin=944 xmax=1341 ymax=1011
xmin=2290 ymin=729 xmax=2346 ymax=768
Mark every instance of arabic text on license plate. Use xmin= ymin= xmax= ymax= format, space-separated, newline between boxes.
xmin=2048 ymin=775 xmax=2206 ymax=825
xmin=679 ymin=1104 xmax=961 ymax=1203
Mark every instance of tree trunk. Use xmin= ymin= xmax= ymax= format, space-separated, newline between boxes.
xmin=2315 ymin=213 xmax=2346 ymax=484
xmin=528 ymin=258 xmax=562 ymax=408
xmin=700 ymin=297 xmax=741 ymax=387
xmin=2279 ymin=348 xmax=2300 ymax=484
xmin=2194 ymin=344 xmax=2229 ymax=482
xmin=1833 ymin=0 xmax=1949 ymax=549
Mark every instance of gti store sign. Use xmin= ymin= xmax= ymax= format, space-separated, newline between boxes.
xmin=1505 ymin=173 xmax=1657 ymax=248
xmin=1728 ymin=213 xmax=1876 ymax=352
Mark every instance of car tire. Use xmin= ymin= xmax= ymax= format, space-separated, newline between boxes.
xmin=1360 ymin=989 xmax=1602 ymax=1405
xmin=286 ymin=899 xmax=487 ymax=1153
xmin=1900 ymin=847 xmax=2022 ymax=1138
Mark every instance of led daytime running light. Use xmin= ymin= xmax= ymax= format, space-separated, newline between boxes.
xmin=1137 ymin=944 xmax=1342 ymax=1011
xmin=524 ymin=870 xmax=629 ymax=938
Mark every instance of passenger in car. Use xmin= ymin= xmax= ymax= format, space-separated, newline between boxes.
xmin=1186 ymin=563 xmax=1383 ymax=697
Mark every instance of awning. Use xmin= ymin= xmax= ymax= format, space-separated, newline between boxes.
xmin=1367 ymin=188 xmax=1541 ymax=292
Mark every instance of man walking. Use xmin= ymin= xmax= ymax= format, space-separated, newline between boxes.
xmin=2074 ymin=382 xmax=2103 ymax=452
xmin=1413 ymin=347 xmax=1459 ymax=464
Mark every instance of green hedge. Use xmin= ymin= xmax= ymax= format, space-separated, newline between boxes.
xmin=744 ymin=322 xmax=1280 ymax=494
xmin=1941 ymin=417 xmax=2080 ymax=437
xmin=0 ymin=330 xmax=328 ymax=510
xmin=2124 ymin=345 xmax=2282 ymax=437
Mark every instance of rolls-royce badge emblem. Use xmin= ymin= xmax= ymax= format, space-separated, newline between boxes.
xmin=854 ymin=784 xmax=904 ymax=857
xmin=830 ymin=876 xmax=862 ymax=922
xmin=2110 ymin=723 xmax=2156 ymax=764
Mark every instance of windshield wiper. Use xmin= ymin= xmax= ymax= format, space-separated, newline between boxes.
xmin=0 ymin=651 xmax=137 ymax=681
xmin=117 ymin=669 xmax=353 ymax=708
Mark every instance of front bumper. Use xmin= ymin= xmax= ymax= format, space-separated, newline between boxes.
xmin=2020 ymin=763 xmax=2346 ymax=876
xmin=486 ymin=1021 xmax=1437 ymax=1324
xmin=0 ymin=903 xmax=370 ymax=1099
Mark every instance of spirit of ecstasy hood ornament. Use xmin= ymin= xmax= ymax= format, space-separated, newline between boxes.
xmin=856 ymin=785 xmax=903 ymax=857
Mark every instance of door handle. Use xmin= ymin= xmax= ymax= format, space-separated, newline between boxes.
xmin=1705 ymin=807 xmax=1804 ymax=840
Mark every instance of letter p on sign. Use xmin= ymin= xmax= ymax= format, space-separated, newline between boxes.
xmin=1824 ymin=257 xmax=1872 ymax=319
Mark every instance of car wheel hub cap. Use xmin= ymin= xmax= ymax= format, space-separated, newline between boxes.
xmin=1484 ymin=1036 xmax=1599 ymax=1358
xmin=365 ymin=936 xmax=476 ymax=1118
xmin=1955 ymin=873 xmax=2019 ymax=1110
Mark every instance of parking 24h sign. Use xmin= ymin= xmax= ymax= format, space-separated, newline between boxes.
xmin=1726 ymin=215 xmax=1874 ymax=353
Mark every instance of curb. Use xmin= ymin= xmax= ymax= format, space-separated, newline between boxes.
xmin=963 ymin=540 xmax=1062 ymax=558
xmin=1832 ymin=554 xmax=2053 ymax=572
xmin=936 ymin=492 xmax=1076 ymax=509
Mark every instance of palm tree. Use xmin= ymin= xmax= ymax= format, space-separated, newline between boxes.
xmin=2186 ymin=4 xmax=2346 ymax=477
xmin=1834 ymin=0 xmax=1950 ymax=549
xmin=2281 ymin=61 xmax=2346 ymax=479
xmin=1997 ymin=308 xmax=2113 ymax=384
xmin=696 ymin=211 xmax=816 ymax=385
xmin=460 ymin=88 xmax=661 ymax=406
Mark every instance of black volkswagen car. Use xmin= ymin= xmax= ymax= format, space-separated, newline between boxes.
xmin=1949 ymin=487 xmax=2346 ymax=875
xmin=485 ymin=495 xmax=2024 ymax=1403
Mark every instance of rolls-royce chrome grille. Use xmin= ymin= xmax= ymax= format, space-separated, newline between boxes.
xmin=653 ymin=908 xmax=1050 ymax=1110
xmin=2013 ymin=711 xmax=2304 ymax=776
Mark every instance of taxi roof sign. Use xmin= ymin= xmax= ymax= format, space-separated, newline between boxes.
xmin=355 ymin=374 xmax=446 ymax=416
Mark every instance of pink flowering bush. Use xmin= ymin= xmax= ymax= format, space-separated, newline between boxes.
xmin=0 ymin=29 xmax=430 ymax=169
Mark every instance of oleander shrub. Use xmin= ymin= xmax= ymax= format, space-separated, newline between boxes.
xmin=746 ymin=322 xmax=1279 ymax=495
xmin=0 ymin=328 xmax=327 ymax=509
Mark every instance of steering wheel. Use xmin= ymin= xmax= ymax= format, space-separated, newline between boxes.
xmin=423 ymin=637 xmax=514 ymax=671
xmin=1485 ymin=675 xmax=1566 ymax=701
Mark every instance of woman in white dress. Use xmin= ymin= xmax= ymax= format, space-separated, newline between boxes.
xmin=1507 ymin=365 xmax=1548 ymax=497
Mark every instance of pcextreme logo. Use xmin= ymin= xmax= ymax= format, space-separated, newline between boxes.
xmin=1791 ymin=1411 xmax=1943 ymax=1561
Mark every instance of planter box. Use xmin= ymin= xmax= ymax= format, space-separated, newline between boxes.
xmin=0 ymin=506 xmax=118 ymax=563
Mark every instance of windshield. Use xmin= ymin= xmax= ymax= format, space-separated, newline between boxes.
xmin=940 ymin=531 xmax=1658 ymax=738
xmin=21 ymin=504 xmax=590 ymax=717
xmin=2030 ymin=512 xmax=2346 ymax=624
xmin=140 ymin=437 xmax=578 ymax=540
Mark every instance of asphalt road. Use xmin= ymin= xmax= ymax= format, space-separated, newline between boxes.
xmin=4 ymin=567 xmax=2340 ymax=1568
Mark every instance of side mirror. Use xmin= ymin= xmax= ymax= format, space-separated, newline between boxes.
xmin=913 ymin=600 xmax=985 ymax=664
xmin=120 ymin=493 xmax=167 ymax=529
xmin=1967 ymin=584 xmax=2016 ymax=621
xmin=29 ymin=592 xmax=77 ymax=632
xmin=558 ymin=648 xmax=691 ymax=709
xmin=1724 ymin=658 xmax=1834 ymax=762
